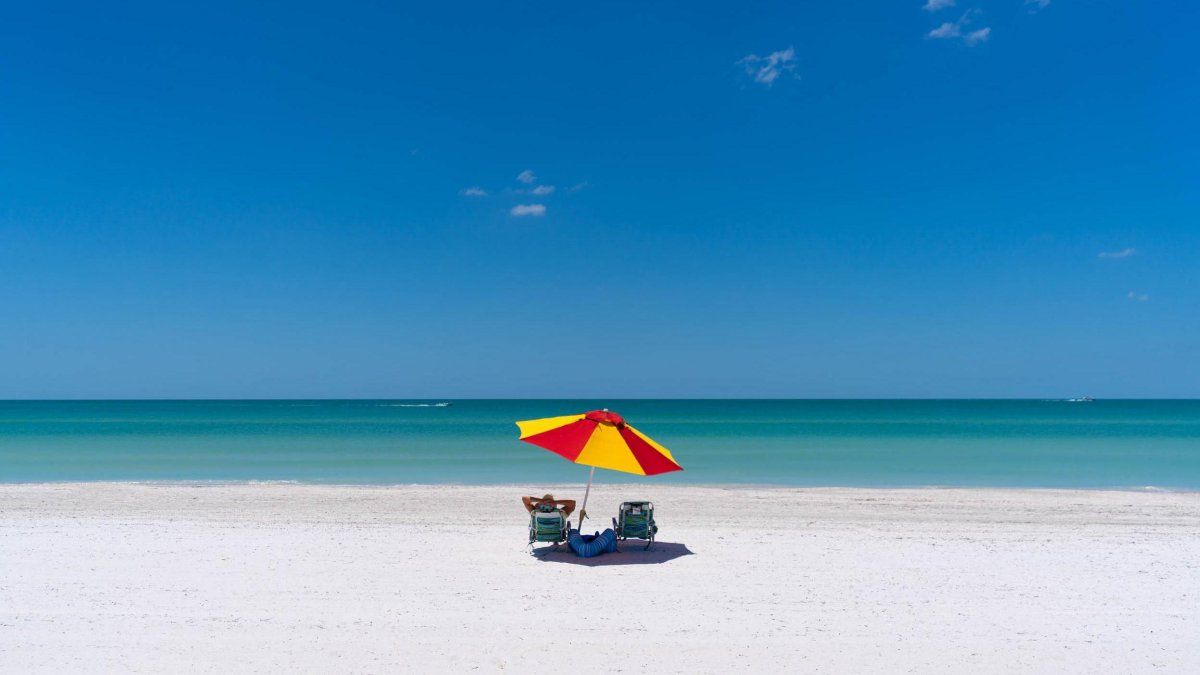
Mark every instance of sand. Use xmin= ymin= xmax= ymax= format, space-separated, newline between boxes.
xmin=1 ymin=483 xmax=1198 ymax=673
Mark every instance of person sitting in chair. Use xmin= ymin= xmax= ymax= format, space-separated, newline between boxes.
xmin=522 ymin=493 xmax=576 ymax=518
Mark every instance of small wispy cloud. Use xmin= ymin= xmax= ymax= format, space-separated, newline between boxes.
xmin=516 ymin=169 xmax=536 ymax=184
xmin=459 ymin=187 xmax=488 ymax=197
xmin=739 ymin=46 xmax=798 ymax=86
xmin=1127 ymin=291 xmax=1149 ymax=302
xmin=1025 ymin=0 xmax=1051 ymax=11
xmin=928 ymin=22 xmax=962 ymax=39
xmin=530 ymin=185 xmax=555 ymax=196
xmin=964 ymin=27 xmax=990 ymax=45
xmin=924 ymin=0 xmax=955 ymax=11
xmin=568 ymin=181 xmax=589 ymax=193
xmin=510 ymin=204 xmax=546 ymax=217
xmin=1099 ymin=247 xmax=1137 ymax=259
xmin=928 ymin=10 xmax=989 ymax=45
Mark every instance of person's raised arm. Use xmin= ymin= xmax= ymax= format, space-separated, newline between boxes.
xmin=558 ymin=499 xmax=576 ymax=517
xmin=522 ymin=496 xmax=536 ymax=513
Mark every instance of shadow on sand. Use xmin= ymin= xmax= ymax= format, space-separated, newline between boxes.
xmin=532 ymin=541 xmax=693 ymax=566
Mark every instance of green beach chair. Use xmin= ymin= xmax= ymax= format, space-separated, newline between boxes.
xmin=613 ymin=501 xmax=658 ymax=550
xmin=528 ymin=503 xmax=569 ymax=549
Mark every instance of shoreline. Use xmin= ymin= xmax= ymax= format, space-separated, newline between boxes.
xmin=3 ymin=479 xmax=1199 ymax=494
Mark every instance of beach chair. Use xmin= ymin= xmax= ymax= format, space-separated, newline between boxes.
xmin=612 ymin=501 xmax=658 ymax=550
xmin=528 ymin=504 xmax=569 ymax=550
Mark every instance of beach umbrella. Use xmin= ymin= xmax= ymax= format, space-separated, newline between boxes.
xmin=516 ymin=409 xmax=682 ymax=529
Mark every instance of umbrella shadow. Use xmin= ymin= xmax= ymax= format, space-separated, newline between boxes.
xmin=532 ymin=541 xmax=693 ymax=566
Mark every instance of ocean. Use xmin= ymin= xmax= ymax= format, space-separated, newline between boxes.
xmin=1 ymin=400 xmax=1198 ymax=488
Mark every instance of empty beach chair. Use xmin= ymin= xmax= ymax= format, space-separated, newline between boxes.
xmin=613 ymin=501 xmax=658 ymax=550
xmin=528 ymin=504 xmax=569 ymax=549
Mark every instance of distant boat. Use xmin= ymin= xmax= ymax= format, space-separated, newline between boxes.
xmin=1066 ymin=396 xmax=1095 ymax=403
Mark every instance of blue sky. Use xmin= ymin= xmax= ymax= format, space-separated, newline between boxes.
xmin=1 ymin=0 xmax=1196 ymax=398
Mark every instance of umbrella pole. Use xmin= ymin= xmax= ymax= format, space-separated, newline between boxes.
xmin=577 ymin=466 xmax=595 ymax=531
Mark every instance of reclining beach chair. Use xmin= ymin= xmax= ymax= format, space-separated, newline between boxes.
xmin=528 ymin=504 xmax=569 ymax=550
xmin=613 ymin=501 xmax=658 ymax=550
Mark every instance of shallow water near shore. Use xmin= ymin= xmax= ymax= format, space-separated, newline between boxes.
xmin=2 ymin=399 xmax=1198 ymax=488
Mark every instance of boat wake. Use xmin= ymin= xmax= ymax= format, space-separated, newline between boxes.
xmin=381 ymin=402 xmax=453 ymax=408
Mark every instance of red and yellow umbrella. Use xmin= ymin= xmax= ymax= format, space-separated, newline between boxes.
xmin=516 ymin=409 xmax=682 ymax=527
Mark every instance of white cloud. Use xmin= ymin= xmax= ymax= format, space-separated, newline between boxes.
xmin=1099 ymin=247 xmax=1136 ymax=259
xmin=739 ymin=46 xmax=798 ymax=86
xmin=1127 ymin=291 xmax=1149 ymax=302
xmin=516 ymin=169 xmax=536 ymax=184
xmin=924 ymin=0 xmax=955 ymax=11
xmin=510 ymin=204 xmax=546 ymax=217
xmin=568 ymin=181 xmax=589 ymax=193
xmin=459 ymin=187 xmax=487 ymax=197
xmin=928 ymin=21 xmax=962 ymax=39
xmin=927 ymin=10 xmax=989 ymax=46
xmin=964 ymin=27 xmax=990 ymax=45
xmin=530 ymin=185 xmax=555 ymax=196
xmin=1026 ymin=0 xmax=1050 ymax=10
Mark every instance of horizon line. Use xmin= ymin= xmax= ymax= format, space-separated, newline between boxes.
xmin=3 ymin=397 xmax=1198 ymax=402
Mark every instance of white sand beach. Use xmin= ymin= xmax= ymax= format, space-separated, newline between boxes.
xmin=1 ymin=483 xmax=1198 ymax=673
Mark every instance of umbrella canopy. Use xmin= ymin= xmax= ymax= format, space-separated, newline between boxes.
xmin=516 ymin=409 xmax=682 ymax=476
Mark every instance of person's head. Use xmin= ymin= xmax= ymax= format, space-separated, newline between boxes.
xmin=541 ymin=493 xmax=555 ymax=502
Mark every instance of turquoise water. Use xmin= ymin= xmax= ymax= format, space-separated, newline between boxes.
xmin=1 ymin=400 xmax=1198 ymax=488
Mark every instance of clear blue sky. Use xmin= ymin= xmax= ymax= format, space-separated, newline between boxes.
xmin=1 ymin=1 xmax=1196 ymax=398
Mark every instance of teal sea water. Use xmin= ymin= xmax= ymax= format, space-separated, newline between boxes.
xmin=2 ymin=400 xmax=1198 ymax=488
